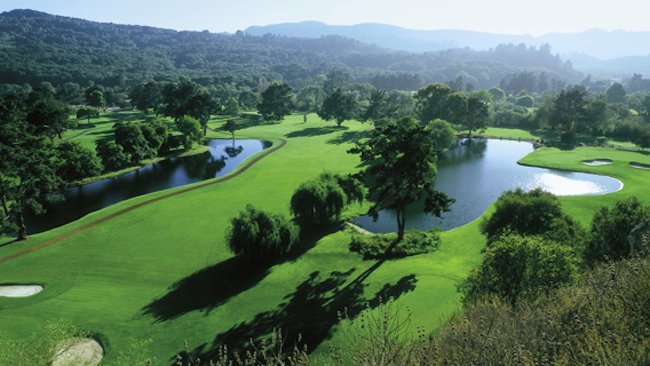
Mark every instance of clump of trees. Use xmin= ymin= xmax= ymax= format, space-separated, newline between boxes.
xmin=226 ymin=204 xmax=299 ymax=264
xmin=290 ymin=172 xmax=364 ymax=227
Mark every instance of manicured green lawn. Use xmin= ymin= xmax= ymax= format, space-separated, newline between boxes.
xmin=0 ymin=113 xmax=649 ymax=364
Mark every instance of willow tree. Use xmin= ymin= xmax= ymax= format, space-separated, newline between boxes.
xmin=350 ymin=117 xmax=454 ymax=242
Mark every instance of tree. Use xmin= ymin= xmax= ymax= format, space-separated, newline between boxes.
xmin=606 ymin=83 xmax=626 ymax=104
xmin=161 ymin=79 xmax=217 ymax=135
xmin=462 ymin=97 xmax=489 ymax=138
xmin=642 ymin=94 xmax=650 ymax=123
xmin=223 ymin=97 xmax=240 ymax=116
xmin=85 ymin=86 xmax=106 ymax=110
xmin=480 ymin=188 xmax=585 ymax=248
xmin=76 ymin=106 xmax=99 ymax=126
xmin=318 ymin=89 xmax=358 ymax=127
xmin=95 ymin=140 xmax=130 ymax=171
xmin=55 ymin=142 xmax=102 ymax=183
xmin=460 ymin=234 xmax=578 ymax=306
xmin=547 ymin=88 xmax=588 ymax=133
xmin=585 ymin=197 xmax=650 ymax=263
xmin=26 ymin=98 xmax=70 ymax=139
xmin=114 ymin=122 xmax=156 ymax=163
xmin=360 ymin=89 xmax=390 ymax=124
xmin=130 ymin=81 xmax=162 ymax=112
xmin=258 ymin=83 xmax=293 ymax=121
xmin=296 ymin=86 xmax=325 ymax=115
xmin=223 ymin=119 xmax=241 ymax=140
xmin=415 ymin=83 xmax=453 ymax=122
xmin=350 ymin=117 xmax=454 ymax=242
xmin=226 ymin=204 xmax=300 ymax=264
xmin=488 ymin=87 xmax=506 ymax=101
xmin=290 ymin=173 xmax=364 ymax=227
xmin=1 ymin=135 xmax=62 ymax=240
xmin=428 ymin=119 xmax=456 ymax=152
xmin=636 ymin=127 xmax=650 ymax=151
xmin=175 ymin=116 xmax=203 ymax=150
xmin=516 ymin=95 xmax=534 ymax=107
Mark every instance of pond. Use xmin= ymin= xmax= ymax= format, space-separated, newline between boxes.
xmin=25 ymin=139 xmax=270 ymax=234
xmin=354 ymin=139 xmax=623 ymax=233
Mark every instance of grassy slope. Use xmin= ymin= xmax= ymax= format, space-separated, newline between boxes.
xmin=0 ymin=114 xmax=648 ymax=364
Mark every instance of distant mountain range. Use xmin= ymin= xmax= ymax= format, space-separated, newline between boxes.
xmin=245 ymin=22 xmax=650 ymax=75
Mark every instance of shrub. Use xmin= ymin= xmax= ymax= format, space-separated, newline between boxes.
xmin=481 ymin=188 xmax=585 ymax=249
xmin=460 ymin=234 xmax=578 ymax=306
xmin=349 ymin=230 xmax=440 ymax=259
xmin=585 ymin=196 xmax=650 ymax=263
xmin=226 ymin=204 xmax=300 ymax=264
xmin=290 ymin=173 xmax=364 ymax=227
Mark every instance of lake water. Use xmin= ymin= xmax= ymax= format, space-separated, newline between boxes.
xmin=354 ymin=139 xmax=623 ymax=233
xmin=25 ymin=139 xmax=269 ymax=234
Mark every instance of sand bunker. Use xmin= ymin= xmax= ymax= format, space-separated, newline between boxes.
xmin=582 ymin=159 xmax=613 ymax=166
xmin=52 ymin=338 xmax=103 ymax=366
xmin=630 ymin=162 xmax=650 ymax=170
xmin=0 ymin=284 xmax=43 ymax=298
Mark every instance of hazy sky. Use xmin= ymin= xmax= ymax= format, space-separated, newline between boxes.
xmin=1 ymin=0 xmax=649 ymax=35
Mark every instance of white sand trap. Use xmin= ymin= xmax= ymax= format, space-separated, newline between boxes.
xmin=582 ymin=159 xmax=613 ymax=166
xmin=0 ymin=284 xmax=43 ymax=298
xmin=52 ymin=338 xmax=103 ymax=366
xmin=630 ymin=162 xmax=650 ymax=170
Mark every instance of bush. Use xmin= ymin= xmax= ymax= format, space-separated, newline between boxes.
xmin=585 ymin=196 xmax=650 ymax=263
xmin=460 ymin=233 xmax=579 ymax=306
xmin=226 ymin=204 xmax=300 ymax=264
xmin=481 ymin=188 xmax=585 ymax=249
xmin=290 ymin=173 xmax=364 ymax=227
xmin=349 ymin=230 xmax=440 ymax=259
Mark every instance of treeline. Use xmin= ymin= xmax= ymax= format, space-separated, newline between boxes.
xmin=0 ymin=9 xmax=581 ymax=92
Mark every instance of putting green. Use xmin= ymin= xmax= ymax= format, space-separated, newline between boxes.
xmin=0 ymin=113 xmax=648 ymax=364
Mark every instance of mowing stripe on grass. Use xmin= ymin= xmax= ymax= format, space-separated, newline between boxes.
xmin=0 ymin=138 xmax=287 ymax=266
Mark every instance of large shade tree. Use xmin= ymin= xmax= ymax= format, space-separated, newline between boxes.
xmin=350 ymin=117 xmax=454 ymax=242
xmin=258 ymin=83 xmax=293 ymax=121
xmin=318 ymin=88 xmax=358 ymax=127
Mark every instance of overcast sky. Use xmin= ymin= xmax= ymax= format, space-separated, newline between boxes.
xmin=1 ymin=0 xmax=649 ymax=35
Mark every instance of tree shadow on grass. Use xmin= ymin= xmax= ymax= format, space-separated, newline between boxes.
xmin=285 ymin=126 xmax=345 ymax=139
xmin=180 ymin=259 xmax=418 ymax=362
xmin=142 ymin=225 xmax=342 ymax=322
xmin=327 ymin=130 xmax=370 ymax=145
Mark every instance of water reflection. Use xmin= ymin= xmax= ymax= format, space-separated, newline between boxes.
xmin=25 ymin=139 xmax=268 ymax=234
xmin=354 ymin=139 xmax=622 ymax=233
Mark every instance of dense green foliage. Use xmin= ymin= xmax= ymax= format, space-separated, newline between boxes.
xmin=349 ymin=230 xmax=441 ymax=259
xmin=461 ymin=233 xmax=579 ymax=305
xmin=290 ymin=173 xmax=364 ymax=227
xmin=0 ymin=10 xmax=582 ymax=91
xmin=226 ymin=204 xmax=300 ymax=264
xmin=258 ymin=84 xmax=293 ymax=121
xmin=351 ymin=117 xmax=454 ymax=241
xmin=586 ymin=197 xmax=650 ymax=262
xmin=54 ymin=142 xmax=102 ymax=182
xmin=95 ymin=140 xmax=131 ymax=171
xmin=318 ymin=89 xmax=358 ymax=126
xmin=481 ymin=188 xmax=585 ymax=248
xmin=174 ymin=116 xmax=203 ymax=150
